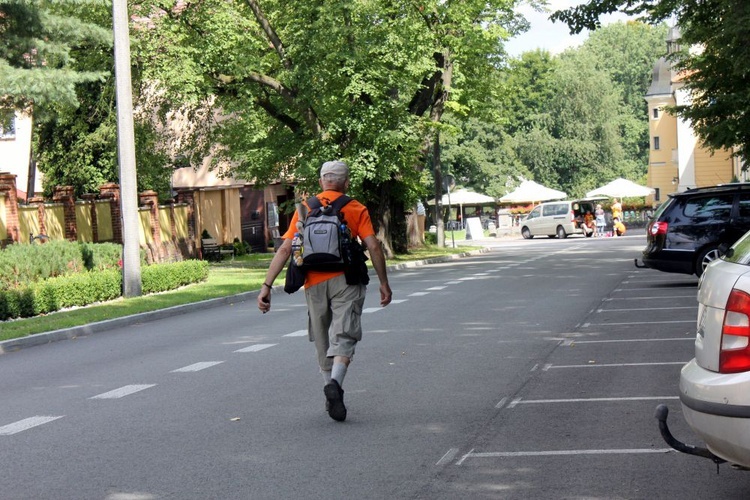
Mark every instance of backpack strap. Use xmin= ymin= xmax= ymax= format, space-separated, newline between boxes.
xmin=330 ymin=195 xmax=352 ymax=211
xmin=306 ymin=196 xmax=323 ymax=210
xmin=306 ymin=195 xmax=351 ymax=211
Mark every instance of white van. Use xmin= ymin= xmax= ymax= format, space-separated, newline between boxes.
xmin=520 ymin=200 xmax=597 ymax=239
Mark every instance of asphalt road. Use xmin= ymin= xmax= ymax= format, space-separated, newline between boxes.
xmin=1 ymin=234 xmax=749 ymax=499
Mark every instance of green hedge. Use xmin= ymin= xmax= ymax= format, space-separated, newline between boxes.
xmin=0 ymin=241 xmax=127 ymax=289
xmin=0 ymin=260 xmax=209 ymax=321
xmin=142 ymin=259 xmax=209 ymax=294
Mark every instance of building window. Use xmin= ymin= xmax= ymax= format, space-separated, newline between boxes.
xmin=653 ymin=136 xmax=660 ymax=150
xmin=653 ymin=108 xmax=659 ymax=119
xmin=0 ymin=113 xmax=16 ymax=140
xmin=654 ymin=188 xmax=660 ymax=201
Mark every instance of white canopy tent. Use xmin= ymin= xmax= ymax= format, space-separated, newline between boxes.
xmin=499 ymin=180 xmax=567 ymax=204
xmin=586 ymin=178 xmax=655 ymax=198
xmin=427 ymin=188 xmax=496 ymax=206
xmin=427 ymin=188 xmax=496 ymax=230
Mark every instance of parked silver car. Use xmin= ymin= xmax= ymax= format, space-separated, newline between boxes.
xmin=666 ymin=230 xmax=750 ymax=469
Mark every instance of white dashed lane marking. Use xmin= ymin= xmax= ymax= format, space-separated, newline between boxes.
xmin=90 ymin=384 xmax=156 ymax=399
xmin=171 ymin=361 xmax=224 ymax=373
xmin=409 ymin=292 xmax=430 ymax=297
xmin=0 ymin=416 xmax=64 ymax=436
xmin=284 ymin=330 xmax=308 ymax=337
xmin=234 ymin=344 xmax=277 ymax=353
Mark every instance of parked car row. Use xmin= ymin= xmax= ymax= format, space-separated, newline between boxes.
xmin=636 ymin=183 xmax=750 ymax=470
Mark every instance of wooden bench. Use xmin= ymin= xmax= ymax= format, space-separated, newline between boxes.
xmin=201 ymin=238 xmax=234 ymax=261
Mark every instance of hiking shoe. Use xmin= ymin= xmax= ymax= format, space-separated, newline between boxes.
xmin=324 ymin=380 xmax=346 ymax=422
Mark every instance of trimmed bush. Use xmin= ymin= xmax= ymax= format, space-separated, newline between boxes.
xmin=142 ymin=260 xmax=209 ymax=294
xmin=0 ymin=240 xmax=127 ymax=288
xmin=0 ymin=259 xmax=208 ymax=321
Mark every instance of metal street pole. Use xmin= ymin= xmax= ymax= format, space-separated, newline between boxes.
xmin=113 ymin=0 xmax=142 ymax=297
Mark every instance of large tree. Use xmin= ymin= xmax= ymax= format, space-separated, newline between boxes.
xmin=0 ymin=1 xmax=111 ymax=109
xmin=552 ymin=0 xmax=750 ymax=161
xmin=135 ymin=0 xmax=526 ymax=255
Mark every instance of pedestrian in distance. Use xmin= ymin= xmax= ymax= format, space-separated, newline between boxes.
xmin=595 ymin=204 xmax=606 ymax=237
xmin=612 ymin=216 xmax=626 ymax=237
xmin=611 ymin=198 xmax=623 ymax=223
xmin=257 ymin=160 xmax=393 ymax=422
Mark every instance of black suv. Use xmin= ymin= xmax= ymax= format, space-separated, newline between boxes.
xmin=641 ymin=184 xmax=750 ymax=277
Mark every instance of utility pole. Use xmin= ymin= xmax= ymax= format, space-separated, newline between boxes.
xmin=433 ymin=132 xmax=445 ymax=247
xmin=112 ymin=0 xmax=142 ymax=297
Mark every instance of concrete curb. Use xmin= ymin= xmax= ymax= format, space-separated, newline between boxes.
xmin=0 ymin=247 xmax=491 ymax=354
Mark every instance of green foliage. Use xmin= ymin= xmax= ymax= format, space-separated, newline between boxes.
xmin=494 ymin=22 xmax=667 ymax=199
xmin=0 ymin=259 xmax=209 ymax=321
xmin=0 ymin=240 xmax=123 ymax=289
xmin=141 ymin=260 xmax=209 ymax=294
xmin=552 ymin=0 xmax=750 ymax=160
xmin=0 ymin=1 xmax=112 ymax=109
xmin=134 ymin=0 xmax=526 ymax=251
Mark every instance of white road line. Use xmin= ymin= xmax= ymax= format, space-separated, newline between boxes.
xmin=605 ymin=296 xmax=696 ymax=300
xmin=390 ymin=299 xmax=408 ymax=304
xmin=562 ymin=338 xmax=693 ymax=346
xmin=458 ymin=277 xmax=477 ymax=281
xmin=409 ymin=292 xmax=430 ymax=297
xmin=284 ymin=330 xmax=308 ymax=337
xmin=363 ymin=307 xmax=384 ymax=313
xmin=508 ymin=396 xmax=679 ymax=406
xmin=549 ymin=362 xmax=687 ymax=369
xmin=436 ymin=448 xmax=460 ymax=466
xmin=234 ymin=344 xmax=277 ymax=353
xmin=426 ymin=286 xmax=447 ymax=291
xmin=495 ymin=397 xmax=508 ymax=409
xmin=0 ymin=416 xmax=64 ymax=436
xmin=583 ymin=320 xmax=694 ymax=326
xmin=171 ymin=361 xmax=224 ymax=373
xmin=614 ymin=287 xmax=695 ymax=292
xmin=444 ymin=281 xmax=462 ymax=285
xmin=90 ymin=384 xmax=156 ymax=399
xmin=458 ymin=448 xmax=674 ymax=462
xmin=596 ymin=306 xmax=695 ymax=312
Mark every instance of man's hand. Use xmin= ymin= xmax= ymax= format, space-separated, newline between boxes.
xmin=380 ymin=282 xmax=392 ymax=307
xmin=258 ymin=287 xmax=271 ymax=313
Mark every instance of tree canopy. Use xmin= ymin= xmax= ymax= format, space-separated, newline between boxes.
xmin=552 ymin=0 xmax=750 ymax=160
xmin=135 ymin=0 xmax=526 ymax=253
xmin=0 ymin=0 xmax=111 ymax=110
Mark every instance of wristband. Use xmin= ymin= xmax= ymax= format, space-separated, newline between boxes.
xmin=263 ymin=282 xmax=273 ymax=289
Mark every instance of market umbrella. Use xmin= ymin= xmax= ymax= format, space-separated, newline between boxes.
xmin=586 ymin=178 xmax=655 ymax=198
xmin=427 ymin=188 xmax=496 ymax=206
xmin=499 ymin=180 xmax=567 ymax=203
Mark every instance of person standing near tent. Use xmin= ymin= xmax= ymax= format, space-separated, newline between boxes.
xmin=611 ymin=198 xmax=623 ymax=223
xmin=595 ymin=204 xmax=606 ymax=237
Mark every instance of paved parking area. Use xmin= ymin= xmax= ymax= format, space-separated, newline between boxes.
xmin=422 ymin=263 xmax=750 ymax=498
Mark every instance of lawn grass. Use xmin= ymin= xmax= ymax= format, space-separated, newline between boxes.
xmin=0 ymin=244 xmax=475 ymax=342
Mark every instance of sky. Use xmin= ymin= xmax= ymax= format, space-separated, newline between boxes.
xmin=504 ymin=0 xmax=633 ymax=57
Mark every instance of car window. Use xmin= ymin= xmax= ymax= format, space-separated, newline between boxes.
xmin=739 ymin=193 xmax=750 ymax=218
xmin=527 ymin=206 xmax=542 ymax=219
xmin=682 ymin=195 xmax=734 ymax=220
xmin=724 ymin=230 xmax=750 ymax=265
xmin=652 ymin=198 xmax=674 ymax=219
xmin=543 ymin=204 xmax=563 ymax=216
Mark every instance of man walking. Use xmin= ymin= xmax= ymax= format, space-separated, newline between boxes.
xmin=257 ymin=160 xmax=392 ymax=422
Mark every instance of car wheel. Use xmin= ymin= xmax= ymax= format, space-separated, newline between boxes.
xmin=695 ymin=245 xmax=722 ymax=277
xmin=521 ymin=227 xmax=533 ymax=239
xmin=556 ymin=226 xmax=567 ymax=239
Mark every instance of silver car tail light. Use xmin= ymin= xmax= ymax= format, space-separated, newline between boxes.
xmin=720 ymin=289 xmax=750 ymax=373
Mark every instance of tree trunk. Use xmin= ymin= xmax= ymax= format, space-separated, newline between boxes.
xmin=364 ymin=178 xmax=407 ymax=259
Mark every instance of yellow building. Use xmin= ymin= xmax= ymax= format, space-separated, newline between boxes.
xmin=644 ymin=27 xmax=745 ymax=205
